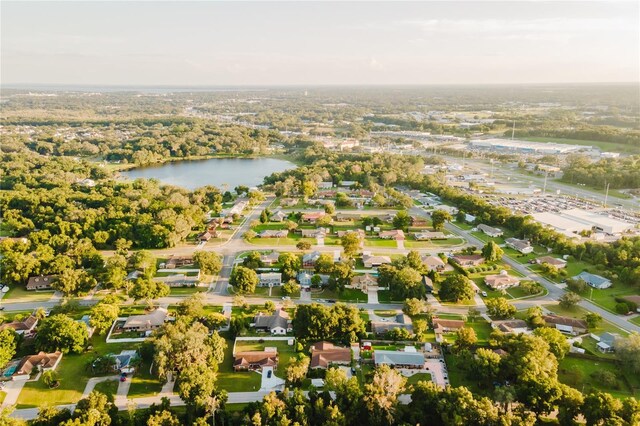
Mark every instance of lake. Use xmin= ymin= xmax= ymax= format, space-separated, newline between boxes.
xmin=121 ymin=157 xmax=294 ymax=190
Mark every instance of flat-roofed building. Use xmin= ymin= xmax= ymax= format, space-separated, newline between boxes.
xmin=374 ymin=350 xmax=425 ymax=369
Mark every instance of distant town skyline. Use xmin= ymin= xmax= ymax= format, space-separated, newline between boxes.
xmin=2 ymin=1 xmax=638 ymax=86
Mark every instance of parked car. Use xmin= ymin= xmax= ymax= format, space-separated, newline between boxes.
xmin=267 ymin=370 xmax=272 ymax=378
xmin=481 ymin=291 xmax=488 ymax=297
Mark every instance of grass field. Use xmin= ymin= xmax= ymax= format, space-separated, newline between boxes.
xmin=630 ymin=316 xmax=640 ymax=326
xmin=217 ymin=340 xmax=262 ymax=392
xmin=558 ymin=356 xmax=640 ymax=399
xmin=168 ymin=286 xmax=207 ymax=296
xmin=128 ymin=359 xmax=163 ymax=398
xmin=364 ymin=239 xmax=397 ymax=248
xmin=2 ymin=286 xmax=54 ymax=303
xmin=312 ymin=288 xmax=366 ymax=303
xmin=93 ymin=379 xmax=119 ymax=397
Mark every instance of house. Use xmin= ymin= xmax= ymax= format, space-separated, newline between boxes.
xmin=233 ymin=349 xmax=278 ymax=371
xmin=280 ymin=198 xmax=298 ymax=207
xmin=165 ymin=255 xmax=193 ymax=269
xmin=414 ymin=231 xmax=447 ymax=241
xmin=126 ymin=270 xmax=143 ymax=281
xmin=543 ymin=315 xmax=588 ymax=335
xmin=270 ymin=210 xmax=288 ymax=222
xmin=260 ymin=251 xmax=280 ymax=266
xmin=410 ymin=216 xmax=429 ymax=227
xmin=258 ymin=229 xmax=289 ymax=238
xmin=302 ymin=251 xmax=322 ymax=268
xmin=319 ymin=181 xmax=334 ymax=189
xmin=363 ymin=254 xmax=392 ymax=268
xmin=452 ymin=254 xmax=484 ymax=267
xmin=378 ymin=229 xmax=405 ymax=240
xmin=505 ymin=238 xmax=533 ymax=254
xmin=423 ymin=276 xmax=434 ymax=293
xmin=350 ymin=274 xmax=378 ymax=292
xmin=300 ymin=228 xmax=329 ymax=238
xmin=464 ymin=213 xmax=477 ymax=223
xmin=492 ymin=319 xmax=529 ymax=334
xmin=0 ymin=315 xmax=38 ymax=336
xmin=297 ymin=271 xmax=329 ymax=287
xmin=572 ymin=272 xmax=612 ymax=290
xmin=253 ymin=310 xmax=292 ymax=335
xmin=371 ymin=314 xmax=413 ymax=335
xmin=154 ymin=274 xmax=200 ymax=287
xmin=422 ymin=255 xmax=445 ymax=271
xmin=228 ymin=200 xmax=248 ymax=216
xmin=309 ymin=342 xmax=351 ymax=369
xmin=484 ymin=271 xmax=520 ymax=290
xmin=339 ymin=180 xmax=357 ymax=187
xmin=374 ymin=350 xmax=425 ymax=369
xmin=432 ymin=318 xmax=465 ymax=333
xmin=122 ymin=307 xmax=169 ymax=332
xmin=258 ymin=272 xmax=282 ymax=287
xmin=597 ymin=332 xmax=621 ymax=353
xmin=12 ymin=351 xmax=63 ymax=381
xmin=477 ymin=224 xmax=503 ymax=238
xmin=110 ymin=350 xmax=138 ymax=374
xmin=336 ymin=229 xmax=365 ymax=239
xmin=334 ymin=213 xmax=359 ymax=222
xmin=198 ymin=231 xmax=212 ymax=242
xmin=301 ymin=212 xmax=326 ymax=223
xmin=536 ymin=256 xmax=567 ymax=268
xmin=26 ymin=275 xmax=57 ymax=291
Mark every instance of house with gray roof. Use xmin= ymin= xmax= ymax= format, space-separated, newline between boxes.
xmin=371 ymin=313 xmax=413 ymax=335
xmin=253 ymin=309 xmax=292 ymax=335
xmin=374 ymin=350 xmax=425 ymax=369
xmin=573 ymin=272 xmax=612 ymax=289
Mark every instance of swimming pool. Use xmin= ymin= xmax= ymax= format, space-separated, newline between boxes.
xmin=3 ymin=364 xmax=17 ymax=377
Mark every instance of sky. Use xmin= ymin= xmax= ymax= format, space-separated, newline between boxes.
xmin=1 ymin=1 xmax=638 ymax=86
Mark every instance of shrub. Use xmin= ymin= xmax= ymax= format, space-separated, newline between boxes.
xmin=615 ymin=302 xmax=631 ymax=314
xmin=591 ymin=370 xmax=618 ymax=389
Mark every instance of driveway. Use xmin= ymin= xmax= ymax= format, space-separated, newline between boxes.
xmin=367 ymin=288 xmax=379 ymax=304
xmin=1 ymin=380 xmax=26 ymax=408
xmin=259 ymin=367 xmax=285 ymax=391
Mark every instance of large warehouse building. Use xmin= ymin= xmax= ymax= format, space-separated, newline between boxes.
xmin=532 ymin=208 xmax=634 ymax=236
xmin=469 ymin=138 xmax=590 ymax=155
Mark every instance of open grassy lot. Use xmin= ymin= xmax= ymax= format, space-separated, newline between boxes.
xmin=406 ymin=373 xmax=433 ymax=385
xmin=2 ymin=286 xmax=54 ymax=303
xmin=128 ymin=358 xmax=163 ymax=398
xmin=376 ymin=290 xmax=404 ymax=304
xmin=312 ymin=288 xmax=366 ymax=303
xmin=443 ymin=353 xmax=484 ymax=395
xmin=16 ymin=337 xmax=140 ymax=408
xmin=364 ymin=238 xmax=397 ymax=248
xmin=558 ymin=356 xmax=639 ymax=399
xmin=93 ymin=379 xmax=119 ymax=397
xmin=404 ymin=237 xmax=465 ymax=249
xmin=575 ymin=281 xmax=639 ymax=314
xmin=630 ymin=316 xmax=640 ymax=326
xmin=453 ymin=221 xmax=474 ymax=231
xmin=373 ymin=309 xmax=398 ymax=317
xmin=169 ymin=286 xmax=207 ymax=296
xmin=470 ymin=231 xmax=506 ymax=245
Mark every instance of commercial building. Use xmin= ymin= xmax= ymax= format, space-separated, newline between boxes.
xmin=532 ymin=208 xmax=633 ymax=236
xmin=469 ymin=138 xmax=589 ymax=155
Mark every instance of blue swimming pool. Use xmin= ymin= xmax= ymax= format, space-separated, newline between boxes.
xmin=3 ymin=365 xmax=17 ymax=377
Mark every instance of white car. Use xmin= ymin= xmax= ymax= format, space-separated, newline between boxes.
xmin=481 ymin=291 xmax=488 ymax=297
xmin=281 ymin=296 xmax=290 ymax=301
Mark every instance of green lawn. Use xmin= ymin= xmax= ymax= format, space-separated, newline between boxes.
xmin=470 ymin=231 xmax=505 ymax=245
xmin=312 ymin=288 xmax=366 ymax=303
xmin=404 ymin=237 xmax=465 ymax=249
xmin=406 ymin=373 xmax=433 ymax=385
xmin=577 ymin=281 xmax=639 ymax=314
xmin=443 ymin=353 xmax=483 ymax=395
xmin=2 ymin=286 xmax=54 ymax=303
xmin=558 ymin=356 xmax=639 ymax=399
xmin=376 ymin=290 xmax=404 ymax=304
xmin=364 ymin=239 xmax=397 ymax=248
xmin=93 ymin=379 xmax=119 ymax=397
xmin=453 ymin=221 xmax=473 ymax=231
xmin=630 ymin=316 xmax=640 ymax=326
xmin=248 ymin=237 xmax=316 ymax=247
xmin=16 ymin=336 xmax=139 ymax=408
xmin=169 ymin=286 xmax=207 ymax=296
xmin=128 ymin=359 xmax=163 ymax=398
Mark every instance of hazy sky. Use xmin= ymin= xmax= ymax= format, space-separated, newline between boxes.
xmin=2 ymin=1 xmax=638 ymax=85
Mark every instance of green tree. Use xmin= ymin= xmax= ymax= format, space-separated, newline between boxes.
xmin=439 ymin=274 xmax=475 ymax=302
xmin=584 ymin=312 xmax=602 ymax=329
xmin=454 ymin=327 xmax=478 ymax=351
xmin=534 ymin=327 xmax=570 ymax=360
xmin=363 ymin=365 xmax=406 ymax=426
xmin=193 ymin=251 xmax=223 ymax=275
xmin=403 ymin=298 xmax=426 ymax=316
xmin=178 ymin=363 xmax=217 ymax=412
xmin=286 ymin=355 xmax=310 ymax=385
xmin=229 ymin=266 xmax=259 ymax=294
xmin=129 ymin=277 xmax=170 ymax=301
xmin=53 ymin=268 xmax=97 ymax=296
xmin=472 ymin=348 xmax=502 ymax=382
xmin=36 ymin=314 xmax=89 ymax=354
xmin=481 ymin=241 xmax=504 ymax=262
xmin=42 ymin=370 xmax=59 ymax=388
xmin=485 ymin=297 xmax=517 ymax=319
xmin=330 ymin=262 xmax=354 ymax=292
xmin=65 ymin=391 xmax=114 ymax=426
xmin=430 ymin=209 xmax=452 ymax=231
xmin=340 ymin=232 xmax=361 ymax=258
xmin=278 ymin=252 xmax=301 ymax=281
xmin=146 ymin=410 xmax=181 ymax=426
xmin=90 ymin=303 xmax=120 ymax=334
xmin=392 ymin=210 xmax=411 ymax=230
xmin=282 ymin=280 xmax=300 ymax=296
xmin=0 ymin=329 xmax=17 ymax=369
xmin=296 ymin=241 xmax=311 ymax=251
xmin=314 ymin=253 xmax=335 ymax=274
xmin=389 ymin=267 xmax=425 ymax=300
xmin=559 ymin=291 xmax=581 ymax=309
xmin=616 ymin=333 xmax=640 ymax=374
xmin=129 ymin=250 xmax=157 ymax=277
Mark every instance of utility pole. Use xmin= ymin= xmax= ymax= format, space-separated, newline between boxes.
xmin=511 ymin=121 xmax=516 ymax=140
xmin=604 ymin=182 xmax=610 ymax=208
